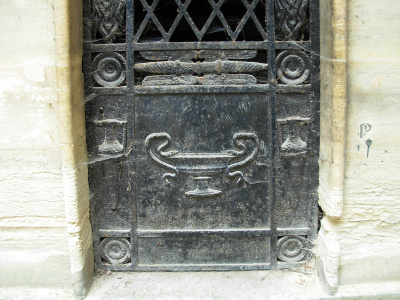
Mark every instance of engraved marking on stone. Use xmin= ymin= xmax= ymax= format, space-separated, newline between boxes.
xmin=277 ymin=235 xmax=307 ymax=262
xmin=142 ymin=74 xmax=257 ymax=86
xmin=135 ymin=60 xmax=268 ymax=75
xmin=92 ymin=52 xmax=127 ymax=87
xmin=94 ymin=119 xmax=127 ymax=155
xmin=277 ymin=117 xmax=310 ymax=155
xmin=145 ymin=132 xmax=259 ymax=197
xmin=94 ymin=0 xmax=126 ymax=43
xmin=366 ymin=139 xmax=372 ymax=158
xmin=276 ymin=50 xmax=310 ymax=85
xmin=359 ymin=123 xmax=372 ymax=138
xmin=100 ymin=237 xmax=131 ymax=265
xmin=275 ymin=0 xmax=308 ymax=40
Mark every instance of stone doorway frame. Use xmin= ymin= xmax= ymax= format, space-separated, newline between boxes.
xmin=54 ymin=0 xmax=348 ymax=296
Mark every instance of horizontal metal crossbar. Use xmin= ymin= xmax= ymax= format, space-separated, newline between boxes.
xmin=133 ymin=84 xmax=271 ymax=94
xmin=137 ymin=228 xmax=271 ymax=237
xmin=85 ymin=41 xmax=312 ymax=52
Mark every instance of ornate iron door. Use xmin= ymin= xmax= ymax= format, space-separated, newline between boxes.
xmin=84 ymin=0 xmax=319 ymax=271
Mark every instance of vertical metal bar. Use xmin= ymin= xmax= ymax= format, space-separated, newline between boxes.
xmin=266 ymin=0 xmax=278 ymax=269
xmin=83 ymin=0 xmax=93 ymax=93
xmin=127 ymin=0 xmax=134 ymax=95
xmin=89 ymin=168 xmax=104 ymax=269
xmin=308 ymin=0 xmax=320 ymax=243
xmin=126 ymin=0 xmax=137 ymax=270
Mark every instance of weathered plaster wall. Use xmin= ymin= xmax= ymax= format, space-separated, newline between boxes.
xmin=0 ymin=0 xmax=71 ymax=286
xmin=0 ymin=0 xmax=93 ymax=294
xmin=318 ymin=0 xmax=400 ymax=292
xmin=339 ymin=0 xmax=400 ymax=284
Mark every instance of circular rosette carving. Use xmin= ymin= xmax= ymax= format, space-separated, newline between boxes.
xmin=100 ymin=237 xmax=131 ymax=264
xmin=276 ymin=50 xmax=310 ymax=85
xmin=277 ymin=235 xmax=307 ymax=262
xmin=91 ymin=52 xmax=126 ymax=87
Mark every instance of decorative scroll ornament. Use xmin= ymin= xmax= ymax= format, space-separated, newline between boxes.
xmin=100 ymin=238 xmax=131 ymax=264
xmin=277 ymin=236 xmax=307 ymax=262
xmin=93 ymin=0 xmax=126 ymax=43
xmin=145 ymin=132 xmax=259 ymax=198
xmin=276 ymin=50 xmax=310 ymax=85
xmin=275 ymin=0 xmax=308 ymax=40
xmin=92 ymin=52 xmax=127 ymax=87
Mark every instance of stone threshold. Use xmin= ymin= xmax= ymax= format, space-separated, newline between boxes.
xmin=1 ymin=264 xmax=399 ymax=299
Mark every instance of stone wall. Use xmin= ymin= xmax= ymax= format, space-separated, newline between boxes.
xmin=340 ymin=0 xmax=400 ymax=284
xmin=0 ymin=0 xmax=93 ymax=295
xmin=0 ymin=0 xmax=71 ymax=287
xmin=318 ymin=0 xmax=400 ymax=293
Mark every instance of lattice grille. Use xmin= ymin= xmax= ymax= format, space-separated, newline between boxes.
xmin=134 ymin=0 xmax=267 ymax=42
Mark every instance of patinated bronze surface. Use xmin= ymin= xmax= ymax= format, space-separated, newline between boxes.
xmin=84 ymin=0 xmax=320 ymax=271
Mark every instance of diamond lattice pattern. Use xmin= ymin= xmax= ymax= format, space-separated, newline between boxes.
xmin=134 ymin=0 xmax=267 ymax=42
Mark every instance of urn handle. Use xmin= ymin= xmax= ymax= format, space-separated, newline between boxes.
xmin=145 ymin=133 xmax=178 ymax=183
xmin=226 ymin=132 xmax=259 ymax=184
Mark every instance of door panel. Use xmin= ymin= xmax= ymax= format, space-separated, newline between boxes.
xmin=83 ymin=0 xmax=319 ymax=271
xmin=135 ymin=93 xmax=270 ymax=230
xmin=138 ymin=237 xmax=270 ymax=265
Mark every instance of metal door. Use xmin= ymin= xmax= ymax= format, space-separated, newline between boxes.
xmin=84 ymin=0 xmax=319 ymax=271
